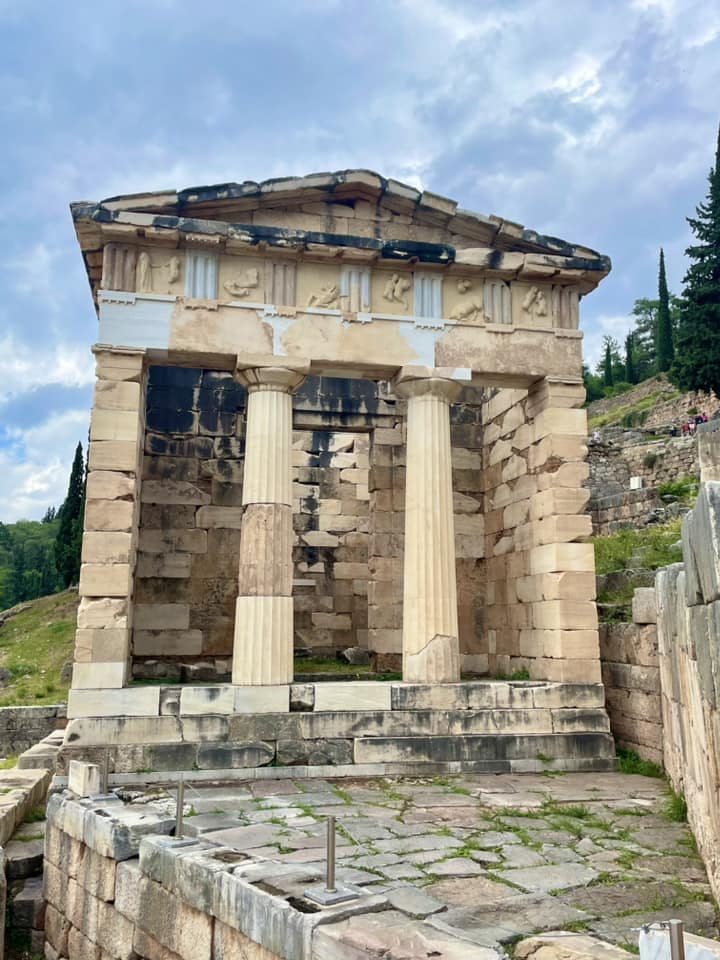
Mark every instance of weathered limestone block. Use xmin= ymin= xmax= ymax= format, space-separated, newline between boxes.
xmin=114 ymin=860 xmax=143 ymax=921
xmin=84 ymin=499 xmax=134 ymax=532
xmin=196 ymin=505 xmax=245 ymax=528
xmin=81 ymin=531 xmax=133 ymax=564
xmin=88 ymin=440 xmax=140 ymax=472
xmin=45 ymin=903 xmax=70 ymax=956
xmin=74 ymin=628 xmax=129 ymax=662
xmin=133 ymin=629 xmax=204 ymax=656
xmin=139 ymin=528 xmax=208 ymax=553
xmin=631 ymin=587 xmax=657 ymax=624
xmin=515 ymin=931 xmax=634 ymax=960
xmin=77 ymin=597 xmax=128 ymax=629
xmin=276 ymin=738 xmax=352 ymax=765
xmin=94 ymin=350 xmax=144 ymax=384
xmin=134 ymin=603 xmax=190 ymax=629
xmin=213 ymin=921 xmax=281 ymax=960
xmin=141 ymin=480 xmax=211 ymax=505
xmin=86 ymin=470 xmax=136 ymax=501
xmin=68 ymin=760 xmax=101 ymax=797
xmin=529 ymin=543 xmax=595 ymax=575
xmin=532 ymin=601 xmax=598 ymax=631
xmin=90 ymin=407 xmax=142 ymax=443
xmin=67 ymin=686 xmax=160 ymax=719
xmin=94 ymin=379 xmax=141 ymax=411
xmin=136 ymin=875 xmax=213 ymax=960
xmin=136 ymin=552 xmax=192 ymax=578
xmin=79 ymin=563 xmax=132 ymax=598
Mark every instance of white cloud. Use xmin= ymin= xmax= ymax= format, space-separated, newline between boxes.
xmin=0 ymin=335 xmax=94 ymax=403
xmin=0 ymin=408 xmax=90 ymax=522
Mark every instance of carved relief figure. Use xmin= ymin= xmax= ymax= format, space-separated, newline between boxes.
xmin=457 ymin=278 xmax=473 ymax=294
xmin=223 ymin=268 xmax=260 ymax=299
xmin=522 ymin=285 xmax=548 ymax=321
xmin=307 ymin=284 xmax=340 ymax=308
xmin=166 ymin=255 xmax=181 ymax=284
xmin=382 ymin=273 xmax=412 ymax=310
xmin=450 ymin=300 xmax=484 ymax=323
xmin=136 ymin=251 xmax=153 ymax=293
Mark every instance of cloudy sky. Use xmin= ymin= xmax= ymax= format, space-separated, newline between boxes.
xmin=1 ymin=0 xmax=719 ymax=521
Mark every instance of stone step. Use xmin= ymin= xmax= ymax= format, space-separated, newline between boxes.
xmin=353 ymin=732 xmax=616 ymax=766
xmin=4 ymin=836 xmax=45 ymax=880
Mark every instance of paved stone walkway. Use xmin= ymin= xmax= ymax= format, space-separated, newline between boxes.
xmin=133 ymin=772 xmax=718 ymax=951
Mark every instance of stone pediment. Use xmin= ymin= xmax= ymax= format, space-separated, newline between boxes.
xmin=72 ymin=169 xmax=610 ymax=306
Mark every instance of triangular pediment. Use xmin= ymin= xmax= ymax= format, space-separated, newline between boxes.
xmin=92 ymin=169 xmax=605 ymax=263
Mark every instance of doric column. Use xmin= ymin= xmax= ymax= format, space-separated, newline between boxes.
xmin=395 ymin=373 xmax=462 ymax=682
xmin=232 ymin=365 xmax=306 ymax=685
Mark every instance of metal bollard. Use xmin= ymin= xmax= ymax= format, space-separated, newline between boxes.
xmin=100 ymin=750 xmax=109 ymax=795
xmin=669 ymin=920 xmax=685 ymax=960
xmin=326 ymin=815 xmax=336 ymax=893
xmin=304 ymin=814 xmax=358 ymax=906
xmin=175 ymin=776 xmax=185 ymax=839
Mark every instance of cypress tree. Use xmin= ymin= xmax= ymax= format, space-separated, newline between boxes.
xmin=603 ymin=340 xmax=614 ymax=388
xmin=657 ymin=248 xmax=674 ymax=371
xmin=671 ymin=124 xmax=720 ymax=395
xmin=625 ymin=332 xmax=636 ymax=384
xmin=54 ymin=442 xmax=85 ymax=588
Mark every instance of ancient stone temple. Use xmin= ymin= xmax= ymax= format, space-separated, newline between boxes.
xmin=64 ymin=170 xmax=615 ymax=773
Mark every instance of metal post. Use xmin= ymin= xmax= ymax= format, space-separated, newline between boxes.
xmin=100 ymin=750 xmax=109 ymax=795
xmin=326 ymin=815 xmax=336 ymax=893
xmin=669 ymin=920 xmax=685 ymax=960
xmin=175 ymin=777 xmax=185 ymax=839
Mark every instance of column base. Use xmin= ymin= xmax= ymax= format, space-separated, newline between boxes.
xmin=232 ymin=595 xmax=294 ymax=685
xmin=402 ymin=632 xmax=460 ymax=684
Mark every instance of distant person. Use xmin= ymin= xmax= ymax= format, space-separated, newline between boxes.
xmin=702 ymin=412 xmax=709 ymax=423
xmin=682 ymin=422 xmax=689 ymax=436
xmin=592 ymin=428 xmax=601 ymax=443
xmin=670 ymin=424 xmax=678 ymax=437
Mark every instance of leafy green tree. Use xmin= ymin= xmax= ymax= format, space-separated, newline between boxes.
xmin=671 ymin=125 xmax=720 ymax=395
xmin=657 ymin=248 xmax=674 ymax=371
xmin=54 ymin=442 xmax=86 ymax=588
xmin=625 ymin=332 xmax=636 ymax=384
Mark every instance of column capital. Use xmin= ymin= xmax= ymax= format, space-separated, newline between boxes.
xmin=234 ymin=365 xmax=306 ymax=394
xmin=393 ymin=374 xmax=462 ymax=404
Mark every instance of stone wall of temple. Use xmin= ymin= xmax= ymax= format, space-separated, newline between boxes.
xmin=133 ymin=369 xmax=486 ymax=678
xmin=481 ymin=382 xmax=597 ymax=681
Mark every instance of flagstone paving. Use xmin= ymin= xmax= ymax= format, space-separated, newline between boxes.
xmin=136 ymin=772 xmax=719 ymax=950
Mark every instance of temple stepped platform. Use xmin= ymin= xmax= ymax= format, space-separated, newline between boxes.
xmin=59 ymin=681 xmax=616 ymax=778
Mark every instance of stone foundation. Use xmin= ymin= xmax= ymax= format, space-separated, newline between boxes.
xmin=60 ymin=680 xmax=615 ymax=776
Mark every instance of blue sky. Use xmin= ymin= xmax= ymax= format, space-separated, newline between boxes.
xmin=1 ymin=0 xmax=719 ymax=521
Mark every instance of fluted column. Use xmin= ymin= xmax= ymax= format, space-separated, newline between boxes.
xmin=395 ymin=375 xmax=462 ymax=682
xmin=232 ymin=365 xmax=305 ymax=685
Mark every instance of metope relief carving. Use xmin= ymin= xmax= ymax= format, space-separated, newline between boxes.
xmin=223 ymin=268 xmax=260 ymax=299
xmin=450 ymin=277 xmax=484 ymax=323
xmin=483 ymin=281 xmax=511 ymax=324
xmin=521 ymin=285 xmax=549 ymax=323
xmin=136 ymin=251 xmax=153 ymax=293
xmin=166 ymin=256 xmax=181 ymax=285
xmin=551 ymin=285 xmax=580 ymax=329
xmin=307 ymin=284 xmax=340 ymax=308
xmin=382 ymin=273 xmax=412 ymax=310
xmin=101 ymin=244 xmax=138 ymax=292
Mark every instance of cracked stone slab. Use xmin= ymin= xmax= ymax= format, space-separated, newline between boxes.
xmin=426 ymin=893 xmax=592 ymax=946
xmin=499 ymin=845 xmax=546 ymax=868
xmin=501 ymin=863 xmax=598 ymax=893
xmin=386 ymin=885 xmax=447 ymax=918
xmin=426 ymin=857 xmax=487 ymax=877
xmin=425 ymin=876 xmax=518 ymax=907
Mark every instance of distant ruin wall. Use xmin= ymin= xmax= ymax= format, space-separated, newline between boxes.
xmin=0 ymin=704 xmax=66 ymax=757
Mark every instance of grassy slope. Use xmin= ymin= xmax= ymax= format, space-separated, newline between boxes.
xmin=0 ymin=589 xmax=78 ymax=706
xmin=586 ymin=375 xmax=682 ymax=430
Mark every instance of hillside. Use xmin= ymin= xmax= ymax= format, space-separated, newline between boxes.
xmin=0 ymin=517 xmax=63 ymax=612
xmin=587 ymin=374 xmax=718 ymax=432
xmin=0 ymin=589 xmax=77 ymax=706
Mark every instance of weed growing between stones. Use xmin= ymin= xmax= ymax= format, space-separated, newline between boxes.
xmin=665 ymin=789 xmax=688 ymax=822
xmin=616 ymin=749 xmax=664 ymax=778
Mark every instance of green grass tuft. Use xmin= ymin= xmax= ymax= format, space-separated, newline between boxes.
xmin=593 ymin=520 xmax=683 ymax=577
xmin=617 ymin=748 xmax=664 ymax=778
xmin=665 ymin=789 xmax=688 ymax=823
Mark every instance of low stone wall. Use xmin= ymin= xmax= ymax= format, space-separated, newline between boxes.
xmin=622 ymin=437 xmax=699 ymax=486
xmin=598 ymin=590 xmax=662 ymax=765
xmin=655 ymin=482 xmax=720 ymax=903
xmin=589 ymin=487 xmax=664 ymax=536
xmin=0 ymin=704 xmax=66 ymax=757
